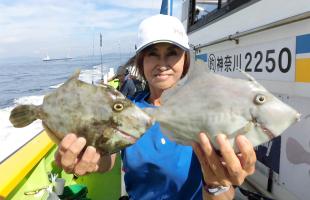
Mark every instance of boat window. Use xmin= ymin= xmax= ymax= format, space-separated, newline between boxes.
xmin=188 ymin=0 xmax=259 ymax=33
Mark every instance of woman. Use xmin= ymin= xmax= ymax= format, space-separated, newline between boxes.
xmin=55 ymin=14 xmax=256 ymax=200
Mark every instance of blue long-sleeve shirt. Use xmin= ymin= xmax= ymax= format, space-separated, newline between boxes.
xmin=121 ymin=92 xmax=203 ymax=200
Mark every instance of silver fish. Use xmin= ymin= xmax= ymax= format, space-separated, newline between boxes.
xmin=152 ymin=59 xmax=300 ymax=151
xmin=9 ymin=70 xmax=153 ymax=155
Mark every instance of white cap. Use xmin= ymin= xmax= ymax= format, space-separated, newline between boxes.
xmin=135 ymin=14 xmax=189 ymax=54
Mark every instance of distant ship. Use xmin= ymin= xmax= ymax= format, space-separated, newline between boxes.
xmin=42 ymin=54 xmax=72 ymax=62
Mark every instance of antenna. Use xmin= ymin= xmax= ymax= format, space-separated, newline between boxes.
xmin=100 ymin=33 xmax=103 ymax=81
xmin=91 ymin=31 xmax=95 ymax=84
xmin=118 ymin=40 xmax=122 ymax=63
xmin=92 ymin=32 xmax=95 ymax=57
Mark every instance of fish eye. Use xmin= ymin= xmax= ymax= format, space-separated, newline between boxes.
xmin=113 ymin=103 xmax=124 ymax=112
xmin=254 ymin=94 xmax=266 ymax=105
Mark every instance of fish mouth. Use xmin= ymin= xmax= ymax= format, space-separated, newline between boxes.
xmin=251 ymin=118 xmax=276 ymax=140
xmin=250 ymin=112 xmax=276 ymax=140
xmin=258 ymin=124 xmax=276 ymax=140
xmin=114 ymin=127 xmax=138 ymax=143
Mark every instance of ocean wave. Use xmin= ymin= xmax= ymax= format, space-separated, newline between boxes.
xmin=49 ymin=83 xmax=64 ymax=89
xmin=13 ymin=95 xmax=44 ymax=106
xmin=0 ymin=99 xmax=14 ymax=109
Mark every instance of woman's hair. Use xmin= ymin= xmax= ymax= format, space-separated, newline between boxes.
xmin=135 ymin=46 xmax=190 ymax=82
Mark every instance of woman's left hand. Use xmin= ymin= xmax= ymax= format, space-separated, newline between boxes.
xmin=192 ymin=132 xmax=256 ymax=187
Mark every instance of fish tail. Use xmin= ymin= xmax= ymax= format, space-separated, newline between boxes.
xmin=9 ymin=105 xmax=42 ymax=128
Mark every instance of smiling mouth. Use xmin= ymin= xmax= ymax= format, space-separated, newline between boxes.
xmin=155 ymin=74 xmax=170 ymax=77
xmin=154 ymin=74 xmax=172 ymax=81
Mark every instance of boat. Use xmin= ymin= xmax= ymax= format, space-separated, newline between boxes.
xmin=180 ymin=0 xmax=310 ymax=199
xmin=42 ymin=54 xmax=73 ymax=62
xmin=42 ymin=55 xmax=51 ymax=61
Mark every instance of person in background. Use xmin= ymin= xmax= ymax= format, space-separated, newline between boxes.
xmin=107 ymin=66 xmax=125 ymax=90
xmin=54 ymin=14 xmax=256 ymax=200
xmin=119 ymin=70 xmax=136 ymax=99
xmin=107 ymin=76 xmax=120 ymax=89
xmin=132 ymin=77 xmax=144 ymax=95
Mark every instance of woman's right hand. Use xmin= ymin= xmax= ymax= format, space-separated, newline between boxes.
xmin=54 ymin=133 xmax=101 ymax=176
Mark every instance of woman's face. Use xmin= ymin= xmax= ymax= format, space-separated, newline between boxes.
xmin=143 ymin=43 xmax=185 ymax=92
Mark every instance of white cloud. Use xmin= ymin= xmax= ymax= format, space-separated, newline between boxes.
xmin=0 ymin=0 xmax=184 ymax=59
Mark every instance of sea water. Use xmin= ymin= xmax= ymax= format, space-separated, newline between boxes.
xmin=0 ymin=55 xmax=129 ymax=163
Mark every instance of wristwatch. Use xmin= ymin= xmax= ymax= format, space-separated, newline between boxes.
xmin=202 ymin=180 xmax=231 ymax=196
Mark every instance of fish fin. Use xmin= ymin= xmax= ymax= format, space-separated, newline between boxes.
xmin=236 ymin=68 xmax=259 ymax=84
xmin=63 ymin=69 xmax=81 ymax=85
xmin=161 ymin=82 xmax=184 ymax=104
xmin=9 ymin=105 xmax=42 ymax=128
xmin=160 ymin=126 xmax=194 ymax=146
xmin=186 ymin=50 xmax=211 ymax=82
xmin=161 ymin=50 xmax=210 ymax=104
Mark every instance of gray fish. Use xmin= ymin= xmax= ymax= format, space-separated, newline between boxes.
xmin=9 ymin=70 xmax=153 ymax=155
xmin=152 ymin=59 xmax=300 ymax=152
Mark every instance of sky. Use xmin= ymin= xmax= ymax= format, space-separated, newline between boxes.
xmin=0 ymin=0 xmax=182 ymax=59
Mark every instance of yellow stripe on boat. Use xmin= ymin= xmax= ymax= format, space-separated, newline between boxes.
xmin=0 ymin=131 xmax=54 ymax=198
xmin=296 ymin=58 xmax=310 ymax=83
